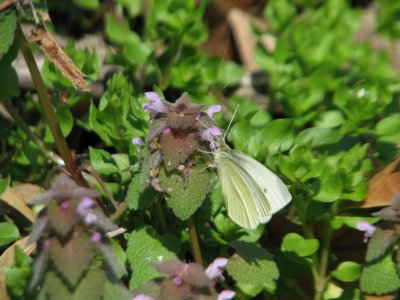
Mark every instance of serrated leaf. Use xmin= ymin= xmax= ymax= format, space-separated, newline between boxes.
xmin=366 ymin=228 xmax=398 ymax=262
xmin=126 ymin=228 xmax=177 ymax=289
xmin=0 ymin=222 xmax=20 ymax=246
xmin=227 ymin=241 xmax=279 ymax=286
xmin=281 ymin=233 xmax=319 ymax=257
xmin=0 ymin=9 xmax=17 ymax=61
xmin=49 ymin=234 xmax=94 ymax=287
xmin=127 ymin=173 xmax=156 ymax=210
xmin=360 ymin=254 xmax=400 ymax=295
xmin=159 ymin=168 xmax=212 ymax=220
xmin=89 ymin=147 xmax=119 ymax=175
xmin=331 ymin=261 xmax=361 ymax=282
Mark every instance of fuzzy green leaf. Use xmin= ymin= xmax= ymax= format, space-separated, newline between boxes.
xmin=49 ymin=234 xmax=94 ymax=287
xmin=126 ymin=228 xmax=177 ymax=289
xmin=259 ymin=119 xmax=294 ymax=154
xmin=227 ymin=241 xmax=279 ymax=287
xmin=159 ymin=168 xmax=212 ymax=220
xmin=360 ymin=254 xmax=400 ymax=295
xmin=366 ymin=228 xmax=398 ymax=262
xmin=0 ymin=9 xmax=17 ymax=61
xmin=281 ymin=233 xmax=319 ymax=257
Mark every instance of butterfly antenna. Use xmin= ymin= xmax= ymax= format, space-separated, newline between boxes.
xmin=224 ymin=105 xmax=239 ymax=139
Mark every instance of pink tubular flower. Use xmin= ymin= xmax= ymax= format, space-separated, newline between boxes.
xmin=200 ymin=126 xmax=222 ymax=149
xmin=132 ymin=295 xmax=155 ymax=300
xmin=76 ymin=197 xmax=95 ymax=216
xmin=218 ymin=290 xmax=236 ymax=300
xmin=205 ymin=105 xmax=221 ymax=119
xmin=132 ymin=137 xmax=144 ymax=146
xmin=144 ymin=92 xmax=169 ymax=118
xmin=90 ymin=231 xmax=101 ymax=243
xmin=206 ymin=258 xmax=228 ymax=281
xmin=356 ymin=221 xmax=376 ymax=243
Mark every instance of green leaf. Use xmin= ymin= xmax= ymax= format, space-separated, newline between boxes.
xmin=314 ymin=110 xmax=345 ymax=128
xmin=72 ymin=0 xmax=100 ymax=10
xmin=126 ymin=228 xmax=177 ymax=289
xmin=0 ymin=65 xmax=19 ymax=101
xmin=127 ymin=173 xmax=156 ymax=210
xmin=259 ymin=119 xmax=294 ymax=154
xmin=375 ymin=113 xmax=400 ymax=137
xmin=89 ymin=147 xmax=119 ymax=175
xmin=0 ymin=175 xmax=10 ymax=195
xmin=0 ymin=8 xmax=17 ymax=61
xmin=331 ymin=261 xmax=361 ymax=282
xmin=44 ymin=105 xmax=73 ymax=143
xmin=313 ymin=173 xmax=343 ymax=202
xmin=0 ymin=222 xmax=20 ymax=246
xmin=227 ymin=241 xmax=279 ymax=287
xmin=123 ymin=40 xmax=152 ymax=65
xmin=361 ymin=254 xmax=400 ymax=295
xmin=281 ymin=233 xmax=319 ymax=257
xmin=105 ymin=14 xmax=136 ymax=45
xmin=159 ymin=168 xmax=212 ymax=220
xmin=296 ymin=127 xmax=342 ymax=148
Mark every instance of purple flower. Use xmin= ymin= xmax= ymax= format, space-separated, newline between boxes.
xmin=144 ymin=92 xmax=169 ymax=118
xmin=356 ymin=221 xmax=376 ymax=243
xmin=205 ymin=105 xmax=221 ymax=119
xmin=132 ymin=295 xmax=155 ymax=300
xmin=206 ymin=258 xmax=228 ymax=281
xmin=200 ymin=126 xmax=222 ymax=149
xmin=84 ymin=213 xmax=98 ymax=225
xmin=76 ymin=197 xmax=95 ymax=216
xmin=90 ymin=231 xmax=101 ymax=243
xmin=218 ymin=290 xmax=236 ymax=300
xmin=60 ymin=198 xmax=70 ymax=209
xmin=132 ymin=137 xmax=144 ymax=146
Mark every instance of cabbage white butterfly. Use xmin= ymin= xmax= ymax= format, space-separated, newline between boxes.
xmin=199 ymin=101 xmax=291 ymax=229
xmin=213 ymin=134 xmax=292 ymax=229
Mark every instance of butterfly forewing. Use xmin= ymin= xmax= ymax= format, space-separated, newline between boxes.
xmin=214 ymin=149 xmax=272 ymax=229
xmin=232 ymin=151 xmax=292 ymax=214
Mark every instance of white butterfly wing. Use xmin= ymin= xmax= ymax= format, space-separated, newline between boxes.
xmin=231 ymin=150 xmax=292 ymax=215
xmin=214 ymin=149 xmax=291 ymax=229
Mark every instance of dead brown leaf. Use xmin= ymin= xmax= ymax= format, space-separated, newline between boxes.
xmin=14 ymin=183 xmax=42 ymax=205
xmin=365 ymin=295 xmax=395 ymax=300
xmin=28 ymin=26 xmax=90 ymax=92
xmin=361 ymin=157 xmax=400 ymax=208
xmin=0 ymin=237 xmax=36 ymax=300
xmin=0 ymin=187 xmax=36 ymax=222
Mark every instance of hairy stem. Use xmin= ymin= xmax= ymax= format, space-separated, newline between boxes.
xmin=15 ymin=23 xmax=83 ymax=185
xmin=187 ymin=217 xmax=203 ymax=265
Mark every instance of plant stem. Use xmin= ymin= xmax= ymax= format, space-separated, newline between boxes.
xmin=187 ymin=217 xmax=203 ymax=265
xmin=155 ymin=200 xmax=169 ymax=233
xmin=15 ymin=22 xmax=83 ymax=185
xmin=314 ymin=220 xmax=333 ymax=300
xmin=3 ymin=100 xmax=63 ymax=165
